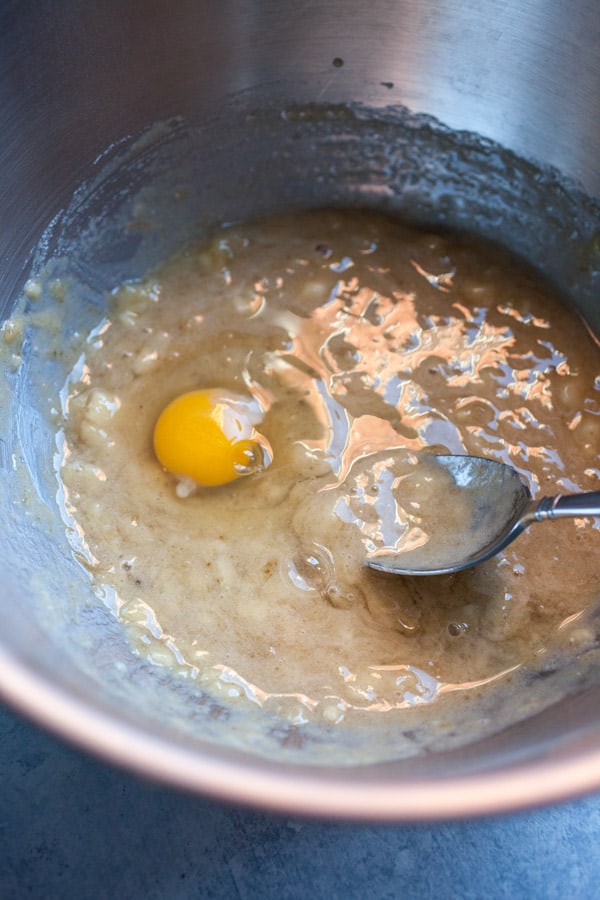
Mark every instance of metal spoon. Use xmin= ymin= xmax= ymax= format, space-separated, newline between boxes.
xmin=365 ymin=454 xmax=600 ymax=576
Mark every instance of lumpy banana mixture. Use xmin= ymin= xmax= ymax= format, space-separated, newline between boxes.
xmin=59 ymin=210 xmax=600 ymax=745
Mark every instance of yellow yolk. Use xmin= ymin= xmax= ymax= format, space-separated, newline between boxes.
xmin=153 ymin=389 xmax=272 ymax=488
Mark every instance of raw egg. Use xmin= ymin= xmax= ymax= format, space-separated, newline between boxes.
xmin=153 ymin=388 xmax=272 ymax=489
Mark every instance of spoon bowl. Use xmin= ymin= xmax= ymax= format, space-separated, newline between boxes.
xmin=365 ymin=454 xmax=600 ymax=576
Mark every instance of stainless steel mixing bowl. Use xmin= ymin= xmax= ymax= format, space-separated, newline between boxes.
xmin=0 ymin=0 xmax=599 ymax=820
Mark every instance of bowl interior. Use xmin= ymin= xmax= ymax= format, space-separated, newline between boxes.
xmin=0 ymin=1 xmax=599 ymax=818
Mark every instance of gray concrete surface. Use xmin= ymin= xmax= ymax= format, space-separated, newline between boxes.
xmin=1 ymin=702 xmax=599 ymax=899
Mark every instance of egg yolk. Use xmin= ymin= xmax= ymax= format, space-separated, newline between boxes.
xmin=153 ymin=389 xmax=272 ymax=488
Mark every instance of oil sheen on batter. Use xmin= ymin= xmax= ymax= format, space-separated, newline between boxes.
xmin=58 ymin=210 xmax=600 ymax=745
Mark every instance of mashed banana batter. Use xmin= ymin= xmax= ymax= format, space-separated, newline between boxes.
xmin=58 ymin=210 xmax=600 ymax=741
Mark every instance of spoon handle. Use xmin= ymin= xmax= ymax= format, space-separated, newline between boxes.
xmin=534 ymin=491 xmax=600 ymax=521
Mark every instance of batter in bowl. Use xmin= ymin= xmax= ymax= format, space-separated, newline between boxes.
xmin=56 ymin=210 xmax=600 ymax=754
